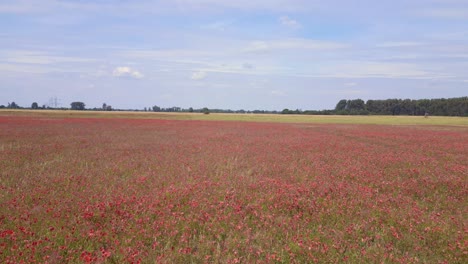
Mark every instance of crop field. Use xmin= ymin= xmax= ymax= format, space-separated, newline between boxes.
xmin=1 ymin=109 xmax=468 ymax=126
xmin=0 ymin=113 xmax=467 ymax=263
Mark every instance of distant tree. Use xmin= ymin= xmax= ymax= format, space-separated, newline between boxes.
xmin=152 ymin=105 xmax=161 ymax=112
xmin=167 ymin=106 xmax=181 ymax=112
xmin=348 ymin=99 xmax=365 ymax=111
xmin=400 ymin=99 xmax=414 ymax=115
xmin=281 ymin=108 xmax=302 ymax=114
xmin=188 ymin=107 xmax=194 ymax=113
xmin=335 ymin=99 xmax=348 ymax=111
xmin=351 ymin=97 xmax=467 ymax=116
xmin=8 ymin=102 xmax=19 ymax=109
xmin=0 ymin=105 xmax=5 ymax=109
xmin=70 ymin=102 xmax=85 ymax=110
xmin=31 ymin=102 xmax=39 ymax=109
xmin=365 ymin=100 xmax=379 ymax=114
xmin=144 ymin=107 xmax=147 ymax=112
xmin=102 ymin=103 xmax=107 ymax=110
xmin=202 ymin=107 xmax=210 ymax=114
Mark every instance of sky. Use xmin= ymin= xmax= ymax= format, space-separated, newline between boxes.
xmin=1 ymin=0 xmax=467 ymax=110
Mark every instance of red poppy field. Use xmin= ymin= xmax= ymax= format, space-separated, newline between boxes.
xmin=0 ymin=115 xmax=467 ymax=263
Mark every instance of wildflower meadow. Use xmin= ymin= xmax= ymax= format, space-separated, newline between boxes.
xmin=0 ymin=115 xmax=466 ymax=263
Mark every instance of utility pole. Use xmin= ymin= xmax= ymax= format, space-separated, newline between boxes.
xmin=48 ymin=97 xmax=61 ymax=108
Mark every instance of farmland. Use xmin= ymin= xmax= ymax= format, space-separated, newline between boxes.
xmin=1 ymin=109 xmax=468 ymax=126
xmin=0 ymin=113 xmax=467 ymax=263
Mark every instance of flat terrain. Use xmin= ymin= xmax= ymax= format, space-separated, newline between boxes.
xmin=0 ymin=113 xmax=467 ymax=263
xmin=1 ymin=109 xmax=467 ymax=126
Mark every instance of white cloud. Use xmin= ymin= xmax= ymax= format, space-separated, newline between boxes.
xmin=376 ymin=42 xmax=425 ymax=48
xmin=319 ymin=89 xmax=364 ymax=95
xmin=0 ymin=63 xmax=52 ymax=74
xmin=279 ymin=16 xmax=301 ymax=29
xmin=318 ymin=62 xmax=433 ymax=79
xmin=191 ymin=71 xmax=207 ymax=80
xmin=275 ymin=39 xmax=347 ymax=50
xmin=0 ymin=50 xmax=96 ymax=65
xmin=111 ymin=43 xmax=456 ymax=80
xmin=112 ymin=66 xmax=144 ymax=79
xmin=243 ymin=39 xmax=347 ymax=53
xmin=0 ymin=0 xmax=313 ymax=15
xmin=0 ymin=49 xmax=99 ymax=75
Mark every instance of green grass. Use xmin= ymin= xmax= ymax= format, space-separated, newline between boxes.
xmin=1 ymin=109 xmax=467 ymax=126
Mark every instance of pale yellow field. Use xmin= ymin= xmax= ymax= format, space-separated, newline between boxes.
xmin=1 ymin=109 xmax=467 ymax=126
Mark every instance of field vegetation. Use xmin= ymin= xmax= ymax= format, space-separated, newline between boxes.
xmin=0 ymin=112 xmax=467 ymax=263
xmin=1 ymin=109 xmax=467 ymax=126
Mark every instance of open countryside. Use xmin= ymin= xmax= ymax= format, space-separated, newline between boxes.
xmin=1 ymin=112 xmax=467 ymax=263
xmin=2 ymin=0 xmax=468 ymax=263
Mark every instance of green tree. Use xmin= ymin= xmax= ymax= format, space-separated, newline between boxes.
xmin=70 ymin=102 xmax=85 ymax=110
xmin=348 ymin=99 xmax=365 ymax=111
xmin=335 ymin=99 xmax=348 ymax=111
xmin=8 ymin=102 xmax=19 ymax=109
xmin=31 ymin=102 xmax=39 ymax=109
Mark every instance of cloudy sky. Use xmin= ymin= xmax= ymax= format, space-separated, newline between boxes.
xmin=1 ymin=0 xmax=467 ymax=110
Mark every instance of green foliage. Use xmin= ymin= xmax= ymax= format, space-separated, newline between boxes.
xmin=31 ymin=102 xmax=39 ymax=109
xmin=70 ymin=102 xmax=85 ymax=110
xmin=281 ymin=109 xmax=302 ymax=114
xmin=366 ymin=97 xmax=467 ymax=116
xmin=105 ymin=105 xmax=112 ymax=111
xmin=348 ymin=99 xmax=365 ymax=111
xmin=336 ymin=97 xmax=467 ymax=116
xmin=8 ymin=102 xmax=20 ymax=109
xmin=335 ymin=99 xmax=347 ymax=111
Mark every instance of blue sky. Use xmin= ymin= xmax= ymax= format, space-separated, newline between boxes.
xmin=1 ymin=0 xmax=467 ymax=110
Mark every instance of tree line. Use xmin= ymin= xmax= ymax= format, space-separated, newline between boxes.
xmin=333 ymin=97 xmax=467 ymax=116
xmin=1 ymin=97 xmax=466 ymax=116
